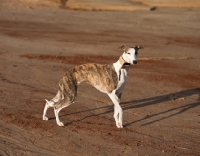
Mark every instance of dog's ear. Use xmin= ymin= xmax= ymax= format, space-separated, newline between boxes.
xmin=133 ymin=45 xmax=144 ymax=50
xmin=118 ymin=44 xmax=129 ymax=52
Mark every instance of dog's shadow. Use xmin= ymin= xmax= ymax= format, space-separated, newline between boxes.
xmin=122 ymin=88 xmax=200 ymax=127
xmin=58 ymin=88 xmax=200 ymax=127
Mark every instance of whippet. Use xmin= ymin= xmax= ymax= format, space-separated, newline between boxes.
xmin=43 ymin=45 xmax=143 ymax=128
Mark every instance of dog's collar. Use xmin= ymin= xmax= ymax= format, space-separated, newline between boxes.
xmin=118 ymin=56 xmax=130 ymax=81
xmin=122 ymin=63 xmax=131 ymax=69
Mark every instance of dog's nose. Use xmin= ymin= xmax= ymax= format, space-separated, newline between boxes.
xmin=133 ymin=61 xmax=137 ymax=64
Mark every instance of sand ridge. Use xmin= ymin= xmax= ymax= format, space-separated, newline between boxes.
xmin=65 ymin=0 xmax=200 ymax=11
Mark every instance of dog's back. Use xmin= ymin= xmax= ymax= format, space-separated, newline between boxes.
xmin=73 ymin=63 xmax=118 ymax=93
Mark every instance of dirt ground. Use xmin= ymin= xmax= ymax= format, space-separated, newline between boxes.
xmin=0 ymin=0 xmax=200 ymax=155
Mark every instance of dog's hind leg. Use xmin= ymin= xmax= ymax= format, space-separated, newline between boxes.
xmin=43 ymin=100 xmax=50 ymax=121
xmin=54 ymin=106 xmax=64 ymax=126
xmin=43 ymin=91 xmax=62 ymax=121
xmin=54 ymin=102 xmax=74 ymax=126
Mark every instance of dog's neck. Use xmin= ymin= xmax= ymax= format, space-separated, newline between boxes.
xmin=119 ymin=56 xmax=131 ymax=69
xmin=113 ymin=55 xmax=130 ymax=72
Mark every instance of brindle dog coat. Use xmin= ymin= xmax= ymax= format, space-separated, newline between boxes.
xmin=56 ymin=63 xmax=118 ymax=109
xmin=43 ymin=45 xmax=143 ymax=128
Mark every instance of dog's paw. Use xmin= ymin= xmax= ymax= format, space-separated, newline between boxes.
xmin=117 ymin=123 xmax=123 ymax=128
xmin=57 ymin=122 xmax=64 ymax=126
xmin=43 ymin=117 xmax=48 ymax=121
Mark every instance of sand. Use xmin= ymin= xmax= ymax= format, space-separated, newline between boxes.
xmin=0 ymin=0 xmax=200 ymax=155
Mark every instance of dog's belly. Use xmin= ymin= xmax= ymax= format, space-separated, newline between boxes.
xmin=116 ymin=81 xmax=126 ymax=94
xmin=94 ymin=85 xmax=109 ymax=93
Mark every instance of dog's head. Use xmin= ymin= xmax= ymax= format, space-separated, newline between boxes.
xmin=118 ymin=44 xmax=143 ymax=65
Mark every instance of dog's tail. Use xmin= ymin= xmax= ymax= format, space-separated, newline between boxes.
xmin=45 ymin=99 xmax=54 ymax=107
xmin=45 ymin=73 xmax=77 ymax=107
xmin=44 ymin=77 xmax=68 ymax=107
xmin=45 ymin=90 xmax=63 ymax=107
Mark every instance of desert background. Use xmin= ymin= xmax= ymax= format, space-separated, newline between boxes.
xmin=0 ymin=0 xmax=200 ymax=155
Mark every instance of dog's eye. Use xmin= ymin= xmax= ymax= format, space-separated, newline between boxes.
xmin=127 ymin=53 xmax=131 ymax=55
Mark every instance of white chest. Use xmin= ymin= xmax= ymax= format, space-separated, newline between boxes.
xmin=116 ymin=69 xmax=128 ymax=92
xmin=113 ymin=61 xmax=129 ymax=93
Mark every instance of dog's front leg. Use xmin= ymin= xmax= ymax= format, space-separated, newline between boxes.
xmin=113 ymin=105 xmax=119 ymax=127
xmin=108 ymin=91 xmax=123 ymax=128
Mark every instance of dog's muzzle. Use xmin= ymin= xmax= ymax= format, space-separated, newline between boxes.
xmin=133 ymin=61 xmax=137 ymax=64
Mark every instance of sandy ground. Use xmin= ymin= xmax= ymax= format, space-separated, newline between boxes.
xmin=0 ymin=0 xmax=200 ymax=155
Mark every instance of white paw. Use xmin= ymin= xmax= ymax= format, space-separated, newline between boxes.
xmin=117 ymin=123 xmax=123 ymax=128
xmin=43 ymin=117 xmax=48 ymax=121
xmin=57 ymin=122 xmax=64 ymax=126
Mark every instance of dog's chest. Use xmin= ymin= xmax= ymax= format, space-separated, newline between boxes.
xmin=116 ymin=69 xmax=128 ymax=91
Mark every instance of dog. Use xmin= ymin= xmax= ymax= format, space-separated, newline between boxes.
xmin=43 ymin=44 xmax=143 ymax=128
